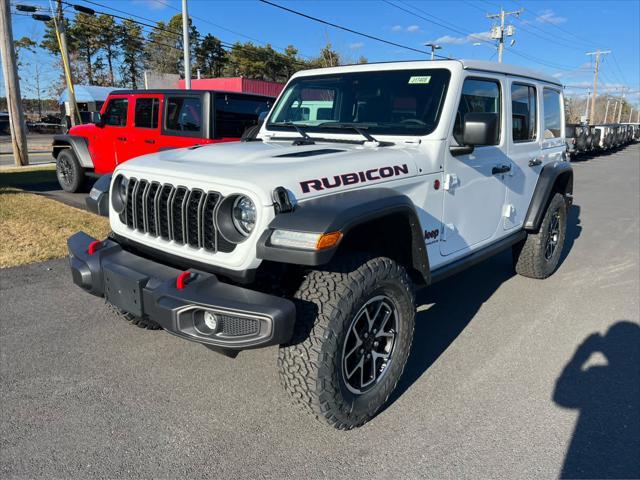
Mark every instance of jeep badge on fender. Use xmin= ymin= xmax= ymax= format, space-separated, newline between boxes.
xmin=68 ymin=60 xmax=572 ymax=430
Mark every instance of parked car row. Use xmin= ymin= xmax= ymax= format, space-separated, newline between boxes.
xmin=566 ymin=122 xmax=639 ymax=159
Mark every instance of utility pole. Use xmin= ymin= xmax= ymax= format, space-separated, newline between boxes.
xmin=617 ymin=88 xmax=626 ymax=123
xmin=629 ymin=108 xmax=634 ymax=122
xmin=182 ymin=0 xmax=191 ymax=89
xmin=487 ymin=7 xmax=522 ymax=63
xmin=612 ymin=100 xmax=618 ymax=123
xmin=585 ymin=49 xmax=610 ymax=124
xmin=583 ymin=91 xmax=590 ymax=122
xmin=603 ymin=98 xmax=610 ymax=123
xmin=54 ymin=0 xmax=79 ymax=126
xmin=0 ymin=0 xmax=29 ymax=166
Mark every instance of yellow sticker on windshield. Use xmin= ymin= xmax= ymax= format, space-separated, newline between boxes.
xmin=408 ymin=76 xmax=431 ymax=84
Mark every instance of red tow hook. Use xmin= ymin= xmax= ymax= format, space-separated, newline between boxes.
xmin=87 ymin=240 xmax=103 ymax=255
xmin=176 ymin=271 xmax=195 ymax=290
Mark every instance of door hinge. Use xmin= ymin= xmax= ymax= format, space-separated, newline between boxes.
xmin=443 ymin=173 xmax=459 ymax=191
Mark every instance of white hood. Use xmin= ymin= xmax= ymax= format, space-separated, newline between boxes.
xmin=117 ymin=140 xmax=422 ymax=206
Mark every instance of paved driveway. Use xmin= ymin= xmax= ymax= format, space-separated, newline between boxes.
xmin=1 ymin=145 xmax=638 ymax=479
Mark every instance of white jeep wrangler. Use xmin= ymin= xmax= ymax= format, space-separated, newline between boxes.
xmin=69 ymin=60 xmax=572 ymax=429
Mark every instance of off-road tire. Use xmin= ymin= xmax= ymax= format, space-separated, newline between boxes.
xmin=105 ymin=302 xmax=162 ymax=330
xmin=56 ymin=149 xmax=85 ymax=193
xmin=513 ymin=192 xmax=567 ymax=279
xmin=278 ymin=256 xmax=415 ymax=430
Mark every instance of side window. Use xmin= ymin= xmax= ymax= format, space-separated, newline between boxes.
xmin=165 ymin=96 xmax=202 ymax=132
xmin=543 ymin=88 xmax=562 ymax=139
xmin=214 ymin=94 xmax=272 ymax=138
xmin=511 ymin=83 xmax=537 ymax=142
xmin=453 ymin=78 xmax=500 ymax=145
xmin=134 ymin=98 xmax=159 ymax=129
xmin=102 ymin=98 xmax=128 ymax=127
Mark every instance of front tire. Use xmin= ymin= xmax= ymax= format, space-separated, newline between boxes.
xmin=56 ymin=149 xmax=85 ymax=193
xmin=513 ymin=192 xmax=567 ymax=279
xmin=278 ymin=256 xmax=415 ymax=429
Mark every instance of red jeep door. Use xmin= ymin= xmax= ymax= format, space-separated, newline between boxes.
xmin=127 ymin=94 xmax=162 ymax=159
xmin=90 ymin=95 xmax=130 ymax=174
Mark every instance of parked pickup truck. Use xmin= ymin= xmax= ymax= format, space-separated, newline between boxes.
xmin=53 ymin=89 xmax=274 ymax=192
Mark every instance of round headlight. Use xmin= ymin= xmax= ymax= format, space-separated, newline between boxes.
xmin=111 ymin=174 xmax=128 ymax=214
xmin=231 ymin=195 xmax=256 ymax=236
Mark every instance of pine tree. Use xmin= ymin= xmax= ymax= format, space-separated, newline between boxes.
xmin=119 ymin=19 xmax=144 ymax=89
xmin=195 ymin=34 xmax=227 ymax=77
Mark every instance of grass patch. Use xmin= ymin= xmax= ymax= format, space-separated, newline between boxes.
xmin=0 ymin=187 xmax=110 ymax=268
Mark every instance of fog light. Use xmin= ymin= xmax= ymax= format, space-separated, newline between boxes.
xmin=204 ymin=311 xmax=218 ymax=331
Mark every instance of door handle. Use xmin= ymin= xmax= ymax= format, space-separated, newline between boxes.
xmin=492 ymin=164 xmax=511 ymax=175
xmin=528 ymin=157 xmax=543 ymax=167
xmin=116 ymin=136 xmax=127 ymax=141
xmin=144 ymin=139 xmax=155 ymax=144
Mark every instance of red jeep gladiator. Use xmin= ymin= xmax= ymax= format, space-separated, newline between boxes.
xmin=53 ymin=89 xmax=274 ymax=192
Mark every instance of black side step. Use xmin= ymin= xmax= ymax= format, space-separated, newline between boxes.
xmin=430 ymin=231 xmax=526 ymax=284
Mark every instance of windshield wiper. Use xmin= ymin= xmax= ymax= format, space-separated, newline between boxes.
xmin=278 ymin=122 xmax=315 ymax=145
xmin=316 ymin=123 xmax=394 ymax=146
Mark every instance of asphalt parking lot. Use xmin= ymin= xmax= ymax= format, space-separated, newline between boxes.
xmin=1 ymin=145 xmax=639 ymax=479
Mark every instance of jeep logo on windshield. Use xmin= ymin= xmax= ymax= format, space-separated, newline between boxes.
xmin=300 ymin=164 xmax=409 ymax=194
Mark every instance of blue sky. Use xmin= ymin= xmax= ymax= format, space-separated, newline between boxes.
xmin=5 ymin=0 xmax=640 ymax=107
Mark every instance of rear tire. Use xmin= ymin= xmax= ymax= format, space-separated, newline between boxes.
xmin=56 ymin=149 xmax=85 ymax=193
xmin=278 ymin=256 xmax=415 ymax=429
xmin=105 ymin=302 xmax=162 ymax=330
xmin=513 ymin=192 xmax=567 ymax=279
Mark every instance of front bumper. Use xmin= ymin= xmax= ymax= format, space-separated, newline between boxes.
xmin=68 ymin=232 xmax=296 ymax=351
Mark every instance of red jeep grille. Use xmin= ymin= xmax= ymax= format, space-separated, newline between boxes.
xmin=119 ymin=178 xmax=235 ymax=253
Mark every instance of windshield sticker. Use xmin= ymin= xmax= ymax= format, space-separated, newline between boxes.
xmin=408 ymin=76 xmax=431 ymax=84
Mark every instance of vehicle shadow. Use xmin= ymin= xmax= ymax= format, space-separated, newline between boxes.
xmin=553 ymin=321 xmax=640 ymax=479
xmin=382 ymin=249 xmax=515 ymax=411
xmin=382 ymin=207 xmax=582 ymax=414
xmin=558 ymin=204 xmax=581 ymax=268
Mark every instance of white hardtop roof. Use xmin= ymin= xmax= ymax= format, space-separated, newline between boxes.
xmin=292 ymin=59 xmax=562 ymax=87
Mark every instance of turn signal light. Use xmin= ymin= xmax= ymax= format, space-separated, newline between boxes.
xmin=316 ymin=231 xmax=343 ymax=250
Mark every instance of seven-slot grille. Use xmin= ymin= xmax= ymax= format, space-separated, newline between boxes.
xmin=120 ymin=178 xmax=235 ymax=253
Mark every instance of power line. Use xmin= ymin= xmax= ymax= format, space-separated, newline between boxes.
xmin=150 ymin=0 xmax=315 ymax=61
xmin=258 ymin=0 xmax=430 ymax=56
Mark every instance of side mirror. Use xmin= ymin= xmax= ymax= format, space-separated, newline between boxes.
xmin=91 ymin=111 xmax=103 ymax=126
xmin=462 ymin=112 xmax=498 ymax=146
xmin=450 ymin=112 xmax=498 ymax=156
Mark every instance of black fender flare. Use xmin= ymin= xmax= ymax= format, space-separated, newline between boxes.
xmin=52 ymin=135 xmax=94 ymax=169
xmin=86 ymin=173 xmax=112 ymax=217
xmin=524 ymin=161 xmax=573 ymax=231
xmin=257 ymin=188 xmax=430 ymax=284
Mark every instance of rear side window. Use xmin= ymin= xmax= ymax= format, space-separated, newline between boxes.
xmin=214 ymin=94 xmax=272 ymax=138
xmin=543 ymin=88 xmax=562 ymax=139
xmin=134 ymin=98 xmax=159 ymax=129
xmin=454 ymin=78 xmax=501 ymax=145
xmin=165 ymin=96 xmax=202 ymax=133
xmin=103 ymin=98 xmax=128 ymax=127
xmin=511 ymin=83 xmax=537 ymax=142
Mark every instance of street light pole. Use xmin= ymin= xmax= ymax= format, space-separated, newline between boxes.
xmin=425 ymin=43 xmax=441 ymax=60
xmin=182 ymin=0 xmax=191 ymax=89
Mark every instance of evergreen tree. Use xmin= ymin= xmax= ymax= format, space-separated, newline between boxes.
xmin=119 ymin=19 xmax=144 ymax=89
xmin=95 ymin=14 xmax=119 ymax=85
xmin=195 ymin=34 xmax=227 ymax=77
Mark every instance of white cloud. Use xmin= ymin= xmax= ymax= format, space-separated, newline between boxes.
xmin=133 ymin=0 xmax=168 ymax=10
xmin=428 ymin=31 xmax=491 ymax=45
xmin=349 ymin=42 xmax=364 ymax=50
xmin=406 ymin=25 xmax=421 ymax=33
xmin=536 ymin=9 xmax=566 ymax=25
xmin=391 ymin=25 xmax=403 ymax=32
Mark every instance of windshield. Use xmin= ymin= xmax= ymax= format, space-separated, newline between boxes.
xmin=267 ymin=68 xmax=451 ymax=137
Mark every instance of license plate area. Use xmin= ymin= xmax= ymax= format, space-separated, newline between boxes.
xmin=103 ymin=262 xmax=148 ymax=317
